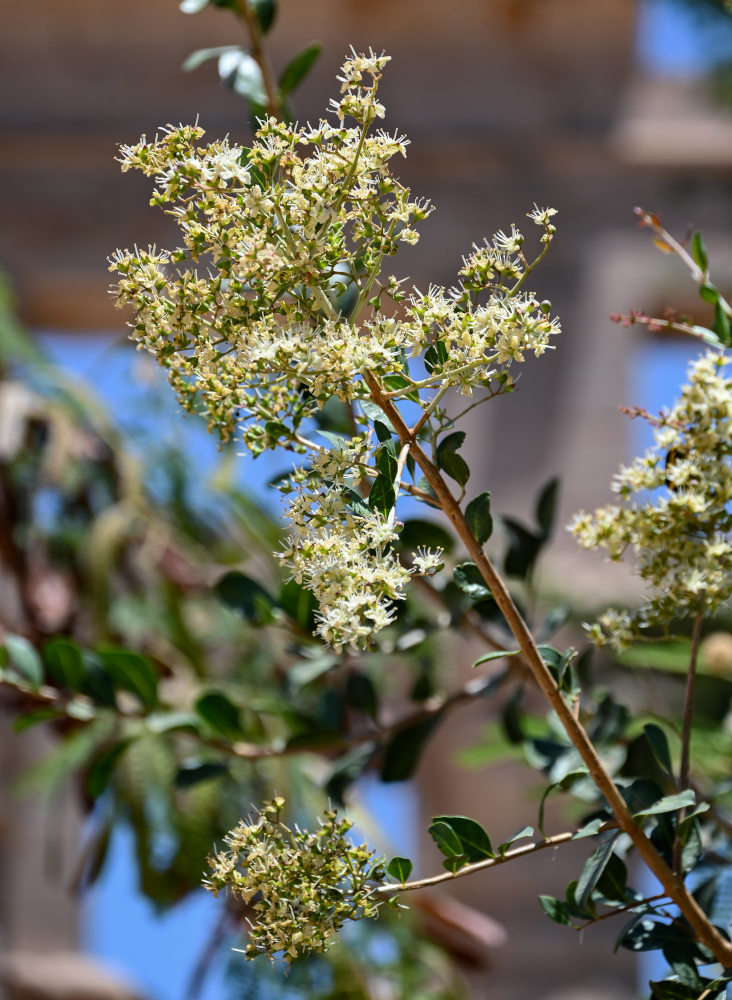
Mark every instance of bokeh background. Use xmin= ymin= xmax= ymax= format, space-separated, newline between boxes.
xmin=3 ymin=1 xmax=732 ymax=998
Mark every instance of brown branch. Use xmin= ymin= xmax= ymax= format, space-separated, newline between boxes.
xmin=364 ymin=370 xmax=732 ymax=967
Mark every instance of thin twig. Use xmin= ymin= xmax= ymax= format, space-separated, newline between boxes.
xmin=574 ymin=892 xmax=670 ymax=932
xmin=376 ymin=828 xmax=590 ymax=895
xmin=227 ymin=671 xmax=510 ymax=761
xmin=234 ymin=0 xmax=281 ymax=120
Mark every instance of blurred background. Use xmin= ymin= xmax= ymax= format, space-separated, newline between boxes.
xmin=2 ymin=1 xmax=732 ymax=998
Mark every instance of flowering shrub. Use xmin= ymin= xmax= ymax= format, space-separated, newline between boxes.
xmin=109 ymin=51 xmax=559 ymax=649
xmin=100 ymin=50 xmax=732 ymax=994
xmin=4 ymin=19 xmax=732 ymax=996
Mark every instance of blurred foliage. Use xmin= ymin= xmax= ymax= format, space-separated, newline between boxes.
xmin=0 ymin=279 xmax=480 ymax=997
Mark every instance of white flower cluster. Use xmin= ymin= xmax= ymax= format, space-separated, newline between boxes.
xmin=110 ymin=54 xmax=429 ymax=447
xmin=570 ymin=351 xmax=732 ymax=648
xmin=111 ymin=52 xmax=559 ymax=648
xmin=279 ymin=441 xmax=440 ymax=649
xmin=205 ymin=798 xmax=384 ymax=962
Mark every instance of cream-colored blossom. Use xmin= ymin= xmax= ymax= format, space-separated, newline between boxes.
xmin=111 ymin=52 xmax=560 ymax=647
xmin=205 ymin=798 xmax=384 ymax=961
xmin=571 ymin=351 xmax=732 ymax=647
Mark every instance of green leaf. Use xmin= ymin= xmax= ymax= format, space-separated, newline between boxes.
xmin=442 ymin=854 xmax=469 ymax=874
xmin=387 ymin=857 xmax=413 ymax=883
xmin=345 ymin=671 xmax=378 ymax=721
xmin=415 ymin=476 xmax=437 ymax=500
xmin=453 ymin=561 xmax=490 ymax=600
xmin=649 ymin=982 xmax=700 ymax=1000
xmin=381 ymin=716 xmax=441 ymax=782
xmin=326 ymin=260 xmax=360 ymax=319
xmin=279 ymin=42 xmax=322 ymax=96
xmin=382 ymin=374 xmax=420 ymax=402
xmin=195 ymin=690 xmax=244 ymax=741
xmin=471 ymin=649 xmax=520 ymax=668
xmin=498 ymin=825 xmax=534 ymax=856
xmin=80 ymin=652 xmax=117 ymax=707
xmin=369 ymin=441 xmax=398 ymax=516
xmin=182 ymin=45 xmax=240 ymax=72
xmin=175 ymin=761 xmax=230 ymax=788
xmin=96 ymin=648 xmax=158 ymax=710
xmin=535 ymin=477 xmax=559 ymax=541
xmin=643 ymin=723 xmax=673 ymax=776
xmin=432 ymin=815 xmax=494 ymax=861
xmin=249 ymin=0 xmax=277 ymax=34
xmin=279 ymin=578 xmax=318 ymax=633
xmin=618 ymin=916 xmax=681 ymax=953
xmin=340 ymin=485 xmax=372 ymax=519
xmin=538 ymin=644 xmax=576 ymax=690
xmin=288 ymin=655 xmax=339 ymax=691
xmin=325 ymin=743 xmax=377 ymax=805
xmin=180 ymin=0 xmax=210 ymax=12
xmin=43 ymin=638 xmax=84 ymax=691
xmin=373 ymin=419 xmax=393 ymax=444
xmin=633 ymin=789 xmax=696 ymax=818
xmin=714 ymin=300 xmax=732 ymax=347
xmin=369 ymin=469 xmax=396 ymax=516
xmin=501 ymin=516 xmax=542 ymax=579
xmin=397 ymin=519 xmax=454 ymax=554
xmin=86 ymin=740 xmax=132 ymax=799
xmin=691 ymin=231 xmax=709 ymax=272
xmin=680 ymin=818 xmax=703 ymax=874
xmin=621 ymin=778 xmax=665 ymax=815
xmin=465 ymin=491 xmax=493 ymax=545
xmin=16 ymin=718 xmax=114 ymax=798
xmin=219 ymin=50 xmax=268 ymax=107
xmin=436 ymin=431 xmax=470 ymax=488
xmin=576 ymin=834 xmax=620 ymax=910
xmin=428 ymin=820 xmax=464 ymax=858
xmin=12 ymin=707 xmax=61 ymax=732
xmin=215 ymin=571 xmax=277 ymax=625
xmin=359 ymin=399 xmax=396 ymax=433
xmin=538 ymin=769 xmax=588 ymax=836
xmin=700 ymin=283 xmax=720 ymax=305
xmin=572 ymin=817 xmax=606 ymax=840
xmin=539 ymin=894 xmax=573 ymax=926
xmin=0 ymin=274 xmax=45 ymax=366
xmin=424 ymin=340 xmax=448 ymax=374
xmin=4 ymin=634 xmax=43 ymax=688
xmin=595 ymin=852 xmax=628 ymax=903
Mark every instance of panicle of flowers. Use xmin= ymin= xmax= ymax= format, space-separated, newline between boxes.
xmin=111 ymin=52 xmax=559 ymax=646
xmin=570 ymin=351 xmax=732 ymax=648
xmin=396 ymin=206 xmax=560 ymax=395
xmin=279 ymin=439 xmax=439 ymax=649
xmin=110 ymin=52 xmax=431 ymax=448
xmin=205 ymin=798 xmax=385 ymax=962
xmin=333 ymin=47 xmax=391 ymax=123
